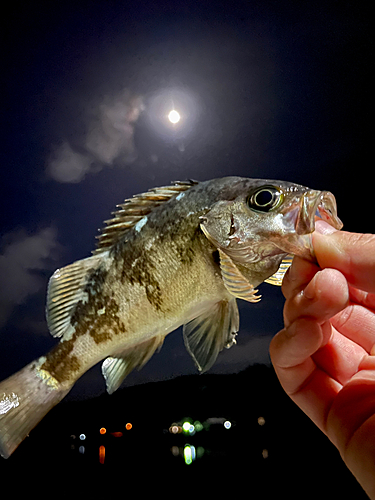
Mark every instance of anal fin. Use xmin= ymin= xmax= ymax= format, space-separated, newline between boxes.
xmin=102 ymin=335 xmax=164 ymax=394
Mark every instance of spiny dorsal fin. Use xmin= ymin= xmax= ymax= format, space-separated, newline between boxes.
xmin=93 ymin=180 xmax=198 ymax=255
xmin=264 ymin=255 xmax=294 ymax=286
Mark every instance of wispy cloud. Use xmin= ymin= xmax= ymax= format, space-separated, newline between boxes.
xmin=47 ymin=142 xmax=92 ymax=183
xmin=0 ymin=227 xmax=60 ymax=329
xmin=47 ymin=89 xmax=143 ymax=183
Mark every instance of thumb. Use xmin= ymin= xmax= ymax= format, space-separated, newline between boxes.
xmin=313 ymin=225 xmax=375 ymax=294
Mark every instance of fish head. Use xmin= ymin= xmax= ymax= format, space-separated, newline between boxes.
xmin=200 ymin=180 xmax=343 ymax=264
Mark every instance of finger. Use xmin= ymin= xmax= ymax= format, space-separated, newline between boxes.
xmin=313 ymin=229 xmax=375 ymax=294
xmin=349 ymin=285 xmax=375 ymax=311
xmin=326 ymin=373 xmax=375 ymax=456
xmin=331 ymin=302 xmax=375 ymax=353
xmin=270 ymin=318 xmax=326 ymax=370
xmin=283 ymin=268 xmax=349 ymax=327
xmin=312 ymin=327 xmax=367 ymax=385
xmin=282 ymin=256 xmax=320 ymax=300
xmin=270 ymin=318 xmax=341 ymax=433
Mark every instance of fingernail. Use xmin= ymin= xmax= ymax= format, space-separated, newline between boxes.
xmin=315 ymin=220 xmax=338 ymax=235
xmin=303 ymin=273 xmax=318 ymax=300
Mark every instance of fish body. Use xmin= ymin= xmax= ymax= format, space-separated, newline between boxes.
xmin=0 ymin=177 xmax=342 ymax=457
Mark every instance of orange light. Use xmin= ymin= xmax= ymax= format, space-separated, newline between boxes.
xmin=100 ymin=427 xmax=107 ymax=435
xmin=99 ymin=445 xmax=106 ymax=464
xmin=111 ymin=432 xmax=123 ymax=438
xmin=125 ymin=422 xmax=132 ymax=430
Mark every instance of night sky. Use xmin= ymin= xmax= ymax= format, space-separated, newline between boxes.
xmin=0 ymin=0 xmax=372 ymax=406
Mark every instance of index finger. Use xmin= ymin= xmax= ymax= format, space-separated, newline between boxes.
xmin=313 ymin=228 xmax=375 ymax=294
xmin=281 ymin=256 xmax=320 ymax=300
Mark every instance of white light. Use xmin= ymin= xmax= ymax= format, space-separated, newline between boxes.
xmin=182 ymin=422 xmax=191 ymax=432
xmin=184 ymin=445 xmax=196 ymax=465
xmin=79 ymin=433 xmax=86 ymax=440
xmin=168 ymin=109 xmax=181 ymax=124
xmin=224 ymin=421 xmax=232 ymax=430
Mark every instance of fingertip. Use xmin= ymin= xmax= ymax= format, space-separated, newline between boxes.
xmin=283 ymin=268 xmax=349 ymax=328
xmin=270 ymin=318 xmax=324 ymax=369
xmin=312 ymin=230 xmax=344 ymax=265
xmin=307 ymin=267 xmax=349 ymax=307
xmin=315 ymin=220 xmax=339 ymax=235
xmin=313 ymin=230 xmax=375 ymax=294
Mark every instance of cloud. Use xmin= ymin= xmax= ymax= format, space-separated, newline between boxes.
xmin=0 ymin=227 xmax=60 ymax=329
xmin=47 ymin=89 xmax=143 ymax=183
xmin=47 ymin=142 xmax=92 ymax=183
xmin=85 ymin=89 xmax=142 ymax=164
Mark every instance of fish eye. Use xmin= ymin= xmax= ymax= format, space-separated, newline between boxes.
xmin=247 ymin=186 xmax=283 ymax=213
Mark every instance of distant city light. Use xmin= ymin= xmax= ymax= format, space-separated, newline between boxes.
xmin=171 ymin=446 xmax=179 ymax=457
xmin=182 ymin=421 xmax=191 ymax=433
xmin=170 ymin=424 xmax=180 ymax=434
xmin=111 ymin=431 xmax=123 ymax=438
xmin=193 ymin=421 xmax=203 ymax=432
xmin=262 ymin=449 xmax=269 ymax=459
xmin=182 ymin=421 xmax=195 ymax=435
xmin=168 ymin=109 xmax=181 ymax=124
xmin=125 ymin=422 xmax=133 ymax=430
xmin=223 ymin=420 xmax=232 ymax=430
xmin=184 ymin=444 xmax=196 ymax=465
xmin=99 ymin=427 xmax=106 ymax=435
xmin=79 ymin=433 xmax=86 ymax=440
xmin=79 ymin=446 xmax=85 ymax=454
xmin=99 ymin=445 xmax=106 ymax=464
xmin=258 ymin=417 xmax=266 ymax=426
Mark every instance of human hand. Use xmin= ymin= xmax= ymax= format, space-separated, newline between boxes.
xmin=269 ymin=221 xmax=375 ymax=499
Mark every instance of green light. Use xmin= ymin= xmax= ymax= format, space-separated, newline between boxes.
xmin=184 ymin=445 xmax=196 ymax=465
xmin=194 ymin=421 xmax=203 ymax=432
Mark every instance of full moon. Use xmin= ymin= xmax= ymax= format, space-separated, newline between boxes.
xmin=168 ymin=109 xmax=181 ymax=124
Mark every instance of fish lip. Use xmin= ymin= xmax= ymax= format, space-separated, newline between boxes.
xmin=296 ymin=190 xmax=343 ymax=235
xmin=273 ymin=190 xmax=342 ymax=261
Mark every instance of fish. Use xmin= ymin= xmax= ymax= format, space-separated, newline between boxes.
xmin=0 ymin=177 xmax=342 ymax=458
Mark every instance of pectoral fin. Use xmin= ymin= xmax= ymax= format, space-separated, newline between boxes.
xmin=219 ymin=250 xmax=261 ymax=302
xmin=102 ymin=335 xmax=164 ymax=394
xmin=183 ymin=299 xmax=239 ymax=373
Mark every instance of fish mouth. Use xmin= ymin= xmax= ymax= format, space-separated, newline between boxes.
xmin=296 ymin=190 xmax=343 ymax=235
xmin=275 ymin=190 xmax=343 ymax=260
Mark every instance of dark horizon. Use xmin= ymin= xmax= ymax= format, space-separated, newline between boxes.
xmin=0 ymin=364 xmax=367 ymax=497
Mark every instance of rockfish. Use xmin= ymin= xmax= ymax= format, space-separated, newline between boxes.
xmin=0 ymin=177 xmax=342 ymax=458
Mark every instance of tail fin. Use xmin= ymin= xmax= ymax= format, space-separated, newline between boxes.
xmin=0 ymin=361 xmax=71 ymax=458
